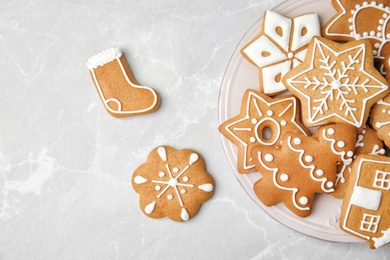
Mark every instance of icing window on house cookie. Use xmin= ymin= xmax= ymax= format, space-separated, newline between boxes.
xmin=360 ymin=213 xmax=381 ymax=233
xmin=373 ymin=170 xmax=390 ymax=190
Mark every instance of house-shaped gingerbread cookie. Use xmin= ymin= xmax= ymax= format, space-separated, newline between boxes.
xmin=340 ymin=154 xmax=390 ymax=249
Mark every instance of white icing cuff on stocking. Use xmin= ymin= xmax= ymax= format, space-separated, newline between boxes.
xmin=87 ymin=47 xmax=122 ymax=70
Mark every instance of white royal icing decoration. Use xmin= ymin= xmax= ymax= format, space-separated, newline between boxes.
xmin=242 ymin=11 xmax=321 ymax=95
xmin=147 ymin=149 xmax=211 ymax=221
xmin=88 ymin=48 xmax=159 ymax=116
xmin=286 ymin=38 xmax=388 ymax=128
xmin=157 ymin=147 xmax=167 ymax=161
xmin=181 ymin=208 xmax=189 ymax=221
xmin=325 ymin=0 xmax=390 ymax=60
xmin=134 ymin=176 xmax=148 ymax=184
xmin=350 ymin=186 xmax=382 ymax=211
xmin=224 ymin=91 xmax=308 ymax=171
xmin=373 ymin=228 xmax=390 ymax=248
xmin=145 ymin=201 xmax=156 ymax=214
xmin=86 ymin=47 xmax=122 ymax=69
xmin=198 ymin=183 xmax=214 ymax=192
xmin=255 ymin=150 xmax=310 ymax=211
xmin=342 ymin=157 xmax=390 ymax=242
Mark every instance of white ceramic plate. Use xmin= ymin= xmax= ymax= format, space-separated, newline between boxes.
xmin=218 ymin=0 xmax=362 ymax=243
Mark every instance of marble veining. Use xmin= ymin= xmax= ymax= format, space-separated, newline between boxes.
xmin=0 ymin=0 xmax=389 ymax=259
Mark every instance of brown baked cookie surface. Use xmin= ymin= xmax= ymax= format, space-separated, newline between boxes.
xmin=87 ymin=47 xmax=160 ymax=118
xmin=323 ymin=0 xmax=390 ymax=62
xmin=218 ymin=89 xmax=309 ymax=173
xmin=283 ymin=36 xmax=389 ymax=131
xmin=372 ymin=92 xmax=390 ymax=147
xmin=241 ymin=10 xmax=321 ymax=96
xmin=251 ymin=124 xmax=357 ymax=217
xmin=340 ymin=154 xmax=390 ymax=249
xmin=132 ymin=146 xmax=214 ymax=222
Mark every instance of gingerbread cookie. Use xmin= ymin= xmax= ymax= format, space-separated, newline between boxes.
xmin=218 ymin=89 xmax=309 ymax=173
xmin=334 ymin=125 xmax=385 ymax=198
xmin=241 ymin=11 xmax=321 ymax=96
xmin=323 ymin=0 xmax=390 ymax=62
xmin=382 ymin=54 xmax=390 ymax=82
xmin=132 ymin=146 xmax=214 ymax=222
xmin=87 ymin=47 xmax=160 ymax=118
xmin=283 ymin=36 xmax=390 ymax=131
xmin=251 ymin=124 xmax=357 ymax=217
xmin=371 ymin=92 xmax=390 ymax=147
xmin=340 ymin=154 xmax=390 ymax=249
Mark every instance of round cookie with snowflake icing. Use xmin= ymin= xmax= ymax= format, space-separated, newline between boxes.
xmin=132 ymin=146 xmax=214 ymax=222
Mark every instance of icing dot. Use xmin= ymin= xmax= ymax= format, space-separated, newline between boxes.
xmin=305 ymin=155 xmax=313 ymax=163
xmin=384 ymin=13 xmax=389 ymax=18
xmin=316 ymin=169 xmax=324 ymax=176
xmin=167 ymin=194 xmax=173 ymax=200
xmin=348 ymin=18 xmax=353 ymax=23
xmin=168 ymin=178 xmax=178 ymax=187
xmin=347 ymin=151 xmax=354 ymax=158
xmin=287 ymin=52 xmax=294 ymax=59
xmin=327 ymin=181 xmax=334 ymax=188
xmin=376 ymin=122 xmax=382 ymax=128
xmin=362 ymin=129 xmax=366 ymax=134
xmin=375 ymin=43 xmax=381 ymax=48
xmin=382 ymin=109 xmax=387 ymax=113
xmin=294 ymin=138 xmax=302 ymax=145
xmin=299 ymin=196 xmax=309 ymax=205
xmin=351 ymin=10 xmax=355 ymax=15
xmin=281 ymin=120 xmax=287 ymax=126
xmin=159 ymin=171 xmax=165 ymax=177
xmin=155 ymin=185 xmax=161 ymax=191
xmin=370 ymin=31 xmax=376 ymax=36
xmin=363 ymin=32 xmax=368 ymax=37
xmin=327 ymin=128 xmax=335 ymax=135
xmin=251 ymin=118 xmax=257 ymax=124
xmin=388 ymin=110 xmax=390 ymax=115
xmin=173 ymin=167 xmax=179 ymax=173
xmin=280 ymin=173 xmax=289 ymax=182
xmin=379 ymin=3 xmax=384 ymax=7
xmin=331 ymin=80 xmax=342 ymax=90
xmin=355 ymin=4 xmax=361 ymax=8
xmin=264 ymin=154 xmax=274 ymax=162
xmin=356 ymin=33 xmax=361 ymax=39
xmin=183 ymin=176 xmax=189 ymax=182
xmin=363 ymin=1 xmax=368 ymax=5
xmin=349 ymin=25 xmax=353 ymax=30
xmin=380 ymin=19 xmax=385 ymax=24
xmin=377 ymin=32 xmax=382 ymax=38
xmin=378 ymin=26 xmax=383 ymax=31
xmin=250 ymin=137 xmax=256 ymax=143
xmin=337 ymin=141 xmax=345 ymax=148
xmin=267 ymin=110 xmax=273 ymax=116
xmin=387 ymin=34 xmax=390 ymax=39
xmin=181 ymin=189 xmax=186 ymax=194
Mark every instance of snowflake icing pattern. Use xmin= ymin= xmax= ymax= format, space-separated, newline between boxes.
xmin=132 ymin=146 xmax=214 ymax=222
xmin=285 ymin=37 xmax=389 ymax=128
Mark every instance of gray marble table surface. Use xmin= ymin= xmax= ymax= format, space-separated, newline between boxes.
xmin=1 ymin=0 xmax=390 ymax=259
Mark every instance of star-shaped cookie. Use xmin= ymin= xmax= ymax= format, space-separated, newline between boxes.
xmin=218 ymin=89 xmax=309 ymax=173
xmin=283 ymin=36 xmax=389 ymax=131
xmin=324 ymin=0 xmax=390 ymax=61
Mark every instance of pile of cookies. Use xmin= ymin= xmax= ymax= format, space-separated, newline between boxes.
xmin=219 ymin=0 xmax=390 ymax=249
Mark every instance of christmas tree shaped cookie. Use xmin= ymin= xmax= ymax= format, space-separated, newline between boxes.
xmin=251 ymin=124 xmax=357 ymax=217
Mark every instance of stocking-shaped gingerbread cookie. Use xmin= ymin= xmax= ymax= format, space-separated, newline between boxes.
xmin=251 ymin=124 xmax=357 ymax=217
xmin=87 ymin=47 xmax=160 ymax=118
